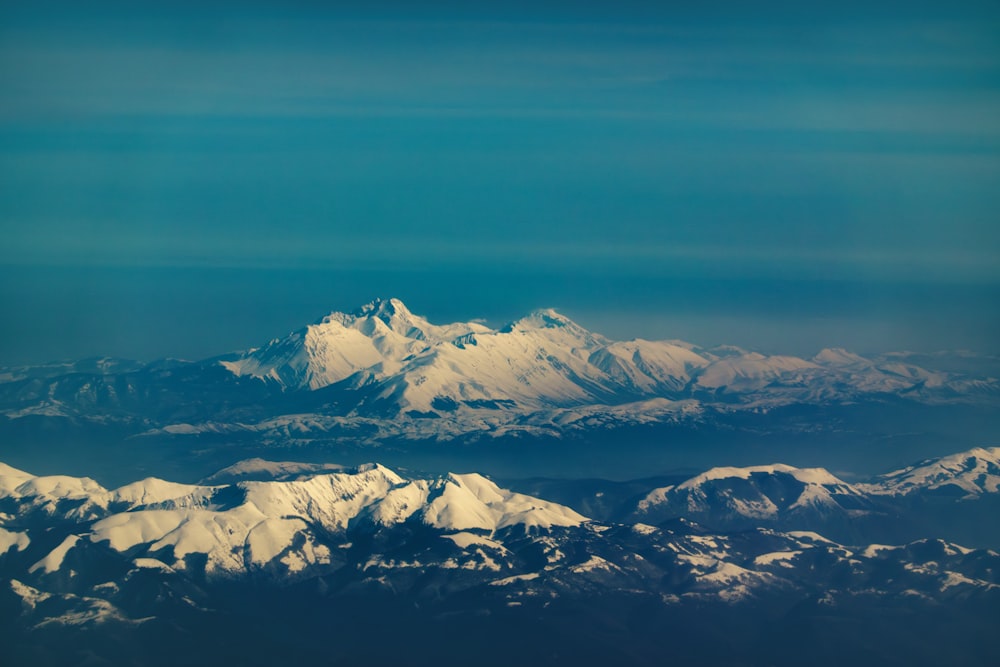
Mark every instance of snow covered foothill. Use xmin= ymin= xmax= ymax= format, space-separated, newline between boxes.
xmin=635 ymin=462 xmax=867 ymax=528
xmin=862 ymin=447 xmax=1000 ymax=498
xmin=2 ymin=448 xmax=1000 ymax=642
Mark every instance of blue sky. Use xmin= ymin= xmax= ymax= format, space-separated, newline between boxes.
xmin=1 ymin=1 xmax=998 ymax=363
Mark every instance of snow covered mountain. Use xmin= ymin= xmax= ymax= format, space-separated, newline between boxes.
xmin=0 ymin=454 xmax=1000 ymax=624
xmin=0 ymin=460 xmax=586 ymax=578
xmin=861 ymin=446 xmax=1000 ymax=498
xmin=634 ymin=464 xmax=873 ymax=532
xmin=217 ymin=298 xmax=992 ymax=411
xmin=220 ymin=298 xmax=494 ymax=394
xmin=220 ymin=298 xmax=641 ymax=411
xmin=620 ymin=445 xmax=1000 ymax=547
xmin=2 ymin=298 xmax=994 ymax=460
xmin=2 ymin=299 xmax=997 ymax=665
xmin=3 ymin=448 xmax=1000 ymax=666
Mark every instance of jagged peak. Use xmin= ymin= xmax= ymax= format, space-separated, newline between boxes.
xmin=315 ymin=298 xmax=414 ymax=327
xmin=354 ymin=297 xmax=412 ymax=320
xmin=311 ymin=298 xmax=435 ymax=343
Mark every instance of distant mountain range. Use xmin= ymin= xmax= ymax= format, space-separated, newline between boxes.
xmin=1 ymin=298 xmax=996 ymax=454
xmin=2 ymin=445 xmax=998 ymax=666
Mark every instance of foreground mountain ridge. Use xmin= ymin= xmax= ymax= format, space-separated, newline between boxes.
xmin=0 ymin=460 xmax=587 ymax=573
xmin=3 ymin=445 xmax=997 ymax=579
xmin=3 ymin=445 xmax=999 ymax=666
xmin=1 ymin=446 xmax=998 ymax=637
xmin=632 ymin=446 xmax=1000 ymax=538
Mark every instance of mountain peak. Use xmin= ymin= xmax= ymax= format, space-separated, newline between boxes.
xmin=501 ymin=308 xmax=610 ymax=351
xmin=505 ymin=308 xmax=579 ymax=332
xmin=212 ymin=298 xmax=997 ymax=415
xmin=354 ymin=297 xmax=412 ymax=320
xmin=868 ymin=445 xmax=1000 ymax=498
xmin=675 ymin=463 xmax=849 ymax=491
xmin=813 ymin=348 xmax=869 ymax=366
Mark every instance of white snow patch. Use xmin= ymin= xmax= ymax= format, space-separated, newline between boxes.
xmin=132 ymin=558 xmax=175 ymax=572
xmin=939 ymin=571 xmax=995 ymax=590
xmin=862 ymin=544 xmax=900 ymax=558
xmin=631 ymin=523 xmax=659 ymax=535
xmin=490 ymin=573 xmax=540 ymax=586
xmin=571 ymin=555 xmax=621 ymax=574
xmin=0 ymin=527 xmax=30 ymax=554
xmin=753 ymin=551 xmax=801 ymax=566
xmin=787 ymin=531 xmax=836 ymax=544
xmin=441 ymin=532 xmax=506 ymax=551
xmin=10 ymin=579 xmax=52 ymax=609
xmin=29 ymin=535 xmax=80 ymax=574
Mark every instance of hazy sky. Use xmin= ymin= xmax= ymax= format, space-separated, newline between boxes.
xmin=1 ymin=1 xmax=998 ymax=363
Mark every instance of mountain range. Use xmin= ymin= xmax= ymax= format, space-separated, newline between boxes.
xmin=2 ymin=297 xmax=999 ymax=664
xmin=2 ymin=445 xmax=999 ymax=666
xmin=1 ymin=299 xmax=996 ymax=473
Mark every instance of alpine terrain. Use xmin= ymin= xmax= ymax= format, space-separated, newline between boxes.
xmin=2 ymin=446 xmax=999 ymax=666
xmin=2 ymin=300 xmax=999 ymax=666
xmin=1 ymin=299 xmax=997 ymax=482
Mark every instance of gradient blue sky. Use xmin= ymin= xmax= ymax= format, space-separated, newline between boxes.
xmin=1 ymin=1 xmax=998 ymax=363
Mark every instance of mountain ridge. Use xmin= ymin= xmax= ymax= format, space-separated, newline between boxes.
xmin=198 ymin=299 xmax=997 ymax=417
xmin=1 ymin=299 xmax=998 ymax=480
xmin=2 ymin=446 xmax=998 ymax=635
xmin=4 ymin=446 xmax=1000 ymax=667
